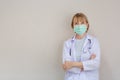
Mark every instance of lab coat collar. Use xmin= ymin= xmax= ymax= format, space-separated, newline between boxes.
xmin=71 ymin=33 xmax=92 ymax=50
xmin=71 ymin=33 xmax=91 ymax=41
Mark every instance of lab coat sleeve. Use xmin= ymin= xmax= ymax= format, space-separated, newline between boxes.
xmin=62 ymin=40 xmax=72 ymax=63
xmin=62 ymin=41 xmax=81 ymax=73
xmin=82 ymin=38 xmax=101 ymax=71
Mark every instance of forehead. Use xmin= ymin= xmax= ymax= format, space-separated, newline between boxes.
xmin=73 ymin=17 xmax=86 ymax=23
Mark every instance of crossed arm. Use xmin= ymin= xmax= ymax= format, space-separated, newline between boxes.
xmin=63 ymin=54 xmax=96 ymax=71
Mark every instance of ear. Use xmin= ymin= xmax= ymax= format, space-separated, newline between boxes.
xmin=86 ymin=23 xmax=89 ymax=32
xmin=86 ymin=23 xmax=89 ymax=28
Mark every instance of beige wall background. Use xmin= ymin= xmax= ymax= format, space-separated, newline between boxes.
xmin=0 ymin=0 xmax=120 ymax=80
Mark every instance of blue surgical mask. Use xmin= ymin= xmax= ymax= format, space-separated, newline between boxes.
xmin=74 ymin=24 xmax=87 ymax=35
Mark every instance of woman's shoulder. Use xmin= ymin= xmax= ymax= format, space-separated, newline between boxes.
xmin=63 ymin=36 xmax=74 ymax=45
xmin=87 ymin=34 xmax=100 ymax=44
xmin=64 ymin=38 xmax=72 ymax=44
xmin=63 ymin=38 xmax=73 ymax=48
xmin=87 ymin=34 xmax=99 ymax=40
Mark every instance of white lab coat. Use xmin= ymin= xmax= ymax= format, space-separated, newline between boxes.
xmin=62 ymin=34 xmax=101 ymax=80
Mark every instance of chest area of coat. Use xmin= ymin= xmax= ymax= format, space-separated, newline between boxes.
xmin=71 ymin=41 xmax=92 ymax=61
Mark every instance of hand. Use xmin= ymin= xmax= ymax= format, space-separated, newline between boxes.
xmin=90 ymin=54 xmax=96 ymax=60
xmin=63 ymin=61 xmax=73 ymax=71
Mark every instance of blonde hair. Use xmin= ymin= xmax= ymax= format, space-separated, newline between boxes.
xmin=71 ymin=13 xmax=89 ymax=32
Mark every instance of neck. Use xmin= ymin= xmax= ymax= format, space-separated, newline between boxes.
xmin=75 ymin=33 xmax=87 ymax=39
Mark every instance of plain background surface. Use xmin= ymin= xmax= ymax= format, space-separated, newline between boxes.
xmin=0 ymin=0 xmax=120 ymax=80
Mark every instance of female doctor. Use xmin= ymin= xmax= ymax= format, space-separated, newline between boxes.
xmin=62 ymin=13 xmax=100 ymax=80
